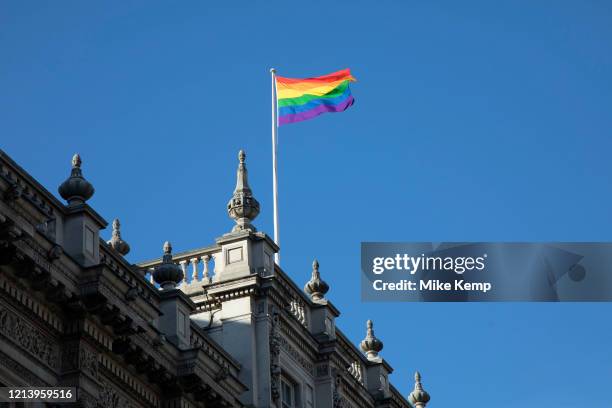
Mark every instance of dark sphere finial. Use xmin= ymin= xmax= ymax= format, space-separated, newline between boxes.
xmin=153 ymin=241 xmax=183 ymax=290
xmin=58 ymin=153 xmax=94 ymax=206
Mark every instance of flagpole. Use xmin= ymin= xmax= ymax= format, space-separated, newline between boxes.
xmin=270 ymin=68 xmax=280 ymax=264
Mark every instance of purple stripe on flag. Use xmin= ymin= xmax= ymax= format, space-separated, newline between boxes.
xmin=278 ymin=96 xmax=354 ymax=126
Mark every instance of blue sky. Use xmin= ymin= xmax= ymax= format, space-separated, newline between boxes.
xmin=2 ymin=1 xmax=612 ymax=406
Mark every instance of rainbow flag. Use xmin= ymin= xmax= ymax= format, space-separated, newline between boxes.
xmin=276 ymin=69 xmax=356 ymax=126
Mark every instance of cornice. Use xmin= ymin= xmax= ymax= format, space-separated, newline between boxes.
xmin=0 ymin=149 xmax=63 ymax=217
xmin=215 ymin=229 xmax=279 ymax=252
xmin=98 ymin=244 xmax=161 ymax=312
xmin=389 ymin=383 xmax=412 ymax=408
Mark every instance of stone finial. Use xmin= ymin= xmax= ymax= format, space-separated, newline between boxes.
xmin=107 ymin=218 xmax=130 ymax=255
xmin=152 ymin=241 xmax=184 ymax=290
xmin=359 ymin=320 xmax=383 ymax=361
xmin=227 ymin=150 xmax=260 ymax=233
xmin=58 ymin=153 xmax=95 ymax=206
xmin=408 ymin=371 xmax=430 ymax=407
xmin=72 ymin=153 xmax=82 ymax=168
xmin=304 ymin=259 xmax=329 ymax=301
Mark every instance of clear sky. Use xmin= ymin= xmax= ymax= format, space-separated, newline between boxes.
xmin=2 ymin=1 xmax=612 ymax=406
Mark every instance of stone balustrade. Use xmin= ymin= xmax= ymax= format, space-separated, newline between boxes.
xmin=138 ymin=246 xmax=222 ymax=289
xmin=287 ymin=297 xmax=308 ymax=327
xmin=348 ymin=360 xmax=364 ymax=384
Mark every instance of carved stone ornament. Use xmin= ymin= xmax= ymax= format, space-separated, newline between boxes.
xmin=107 ymin=218 xmax=130 ymax=256
xmin=408 ymin=371 xmax=431 ymax=407
xmin=280 ymin=336 xmax=314 ymax=375
xmin=332 ymin=373 xmax=352 ymax=408
xmin=78 ymin=390 xmax=97 ymax=408
xmin=215 ymin=365 xmax=230 ymax=381
xmin=96 ymin=380 xmax=133 ymax=408
xmin=0 ymin=305 xmax=59 ymax=369
xmin=47 ymin=244 xmax=63 ymax=261
xmin=359 ymin=319 xmax=383 ymax=360
xmin=269 ymin=311 xmax=281 ymax=401
xmin=227 ymin=150 xmax=260 ymax=232
xmin=304 ymin=259 xmax=329 ymax=301
xmin=0 ymin=349 xmax=44 ymax=386
xmin=80 ymin=346 xmax=99 ymax=379
xmin=3 ymin=181 xmax=22 ymax=203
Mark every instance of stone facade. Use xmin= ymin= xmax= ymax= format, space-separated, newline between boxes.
xmin=0 ymin=149 xmax=429 ymax=408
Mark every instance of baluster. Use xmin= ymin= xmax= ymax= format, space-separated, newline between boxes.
xmin=211 ymin=252 xmax=219 ymax=282
xmin=300 ymin=303 xmax=306 ymax=325
xmin=190 ymin=258 xmax=199 ymax=283
xmin=179 ymin=260 xmax=187 ymax=287
xmin=201 ymin=255 xmax=211 ymax=284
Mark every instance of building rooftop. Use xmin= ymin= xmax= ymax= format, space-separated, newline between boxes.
xmin=0 ymin=147 xmax=430 ymax=407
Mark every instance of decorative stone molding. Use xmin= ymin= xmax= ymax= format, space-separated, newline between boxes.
xmin=37 ymin=217 xmax=57 ymax=241
xmin=0 ymin=349 xmax=46 ymax=386
xmin=99 ymin=247 xmax=156 ymax=308
xmin=269 ymin=311 xmax=281 ymax=401
xmin=78 ymin=390 xmax=97 ymax=408
xmin=0 ymin=272 xmax=65 ymax=334
xmin=214 ymin=365 xmax=230 ymax=382
xmin=47 ymin=243 xmax=62 ymax=261
xmin=0 ymin=160 xmax=55 ymax=220
xmin=19 ymin=234 xmax=78 ymax=290
xmin=332 ymin=373 xmax=353 ymax=408
xmin=80 ymin=346 xmax=99 ymax=380
xmin=3 ymin=180 xmax=23 ymax=203
xmin=0 ymin=304 xmax=59 ymax=369
xmin=206 ymin=288 xmax=257 ymax=305
xmin=98 ymin=356 xmax=160 ymax=407
xmin=278 ymin=316 xmax=318 ymax=364
xmin=97 ymin=380 xmax=133 ymax=408
xmin=279 ymin=336 xmax=314 ymax=376
xmin=333 ymin=392 xmax=352 ymax=408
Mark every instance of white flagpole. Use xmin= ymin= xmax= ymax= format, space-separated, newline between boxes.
xmin=270 ymin=68 xmax=280 ymax=264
